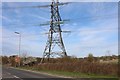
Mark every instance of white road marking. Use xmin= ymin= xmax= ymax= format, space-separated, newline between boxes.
xmin=13 ymin=75 xmax=19 ymax=78
xmin=13 ymin=75 xmax=23 ymax=80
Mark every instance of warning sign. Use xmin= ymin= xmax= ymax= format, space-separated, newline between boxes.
xmin=15 ymin=56 xmax=20 ymax=63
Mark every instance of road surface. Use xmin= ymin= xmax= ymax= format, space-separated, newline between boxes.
xmin=2 ymin=67 xmax=115 ymax=80
xmin=2 ymin=66 xmax=72 ymax=80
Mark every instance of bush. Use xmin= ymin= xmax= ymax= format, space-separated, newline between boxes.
xmin=36 ymin=60 xmax=118 ymax=76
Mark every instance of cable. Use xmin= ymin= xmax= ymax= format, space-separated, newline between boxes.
xmin=3 ymin=13 xmax=116 ymax=27
xmin=2 ymin=5 xmax=50 ymax=9
xmin=1 ymin=2 xmax=69 ymax=10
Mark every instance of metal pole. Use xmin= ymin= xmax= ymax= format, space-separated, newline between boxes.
xmin=19 ymin=34 xmax=21 ymax=66
xmin=15 ymin=32 xmax=21 ymax=66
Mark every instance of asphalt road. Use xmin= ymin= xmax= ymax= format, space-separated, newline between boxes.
xmin=2 ymin=66 xmax=72 ymax=80
xmin=2 ymin=67 xmax=116 ymax=80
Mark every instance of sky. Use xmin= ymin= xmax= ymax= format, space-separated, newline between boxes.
xmin=1 ymin=2 xmax=118 ymax=58
xmin=1 ymin=0 xmax=120 ymax=2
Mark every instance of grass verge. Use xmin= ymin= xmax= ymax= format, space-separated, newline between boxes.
xmin=16 ymin=66 xmax=118 ymax=79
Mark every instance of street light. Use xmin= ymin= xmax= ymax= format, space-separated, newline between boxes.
xmin=15 ymin=32 xmax=21 ymax=66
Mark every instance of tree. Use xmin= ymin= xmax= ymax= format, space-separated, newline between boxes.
xmin=20 ymin=53 xmax=29 ymax=65
xmin=9 ymin=56 xmax=16 ymax=67
xmin=87 ymin=53 xmax=94 ymax=62
xmin=2 ymin=56 xmax=9 ymax=65
xmin=20 ymin=53 xmax=28 ymax=59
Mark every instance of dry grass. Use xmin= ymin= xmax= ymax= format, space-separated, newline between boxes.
xmin=34 ymin=58 xmax=118 ymax=77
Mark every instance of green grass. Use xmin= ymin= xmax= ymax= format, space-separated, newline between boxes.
xmin=38 ymin=70 xmax=116 ymax=78
xmin=16 ymin=66 xmax=118 ymax=79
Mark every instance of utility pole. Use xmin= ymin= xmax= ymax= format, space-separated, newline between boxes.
xmin=41 ymin=0 xmax=67 ymax=63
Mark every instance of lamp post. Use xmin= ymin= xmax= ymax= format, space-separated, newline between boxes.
xmin=15 ymin=32 xmax=21 ymax=66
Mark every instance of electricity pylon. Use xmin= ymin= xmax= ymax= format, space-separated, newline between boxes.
xmin=3 ymin=0 xmax=69 ymax=63
xmin=41 ymin=0 xmax=68 ymax=63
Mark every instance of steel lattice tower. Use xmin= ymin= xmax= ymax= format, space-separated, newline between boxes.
xmin=41 ymin=0 xmax=67 ymax=63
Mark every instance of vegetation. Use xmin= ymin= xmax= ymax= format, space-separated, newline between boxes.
xmin=2 ymin=56 xmax=9 ymax=65
xmin=36 ymin=62 xmax=118 ymax=77
xmin=18 ymin=66 xmax=118 ymax=78
xmin=1 ymin=54 xmax=119 ymax=78
xmin=87 ymin=53 xmax=94 ymax=62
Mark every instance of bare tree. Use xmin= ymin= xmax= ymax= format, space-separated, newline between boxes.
xmin=20 ymin=53 xmax=28 ymax=58
xmin=20 ymin=52 xmax=29 ymax=65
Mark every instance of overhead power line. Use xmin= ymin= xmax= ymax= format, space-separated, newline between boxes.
xmin=2 ymin=2 xmax=69 ymax=10
xmin=3 ymin=14 xmax=116 ymax=27
xmin=70 ymin=14 xmax=117 ymax=21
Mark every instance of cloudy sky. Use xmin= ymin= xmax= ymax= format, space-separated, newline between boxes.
xmin=1 ymin=1 xmax=118 ymax=57
xmin=1 ymin=0 xmax=120 ymax=2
